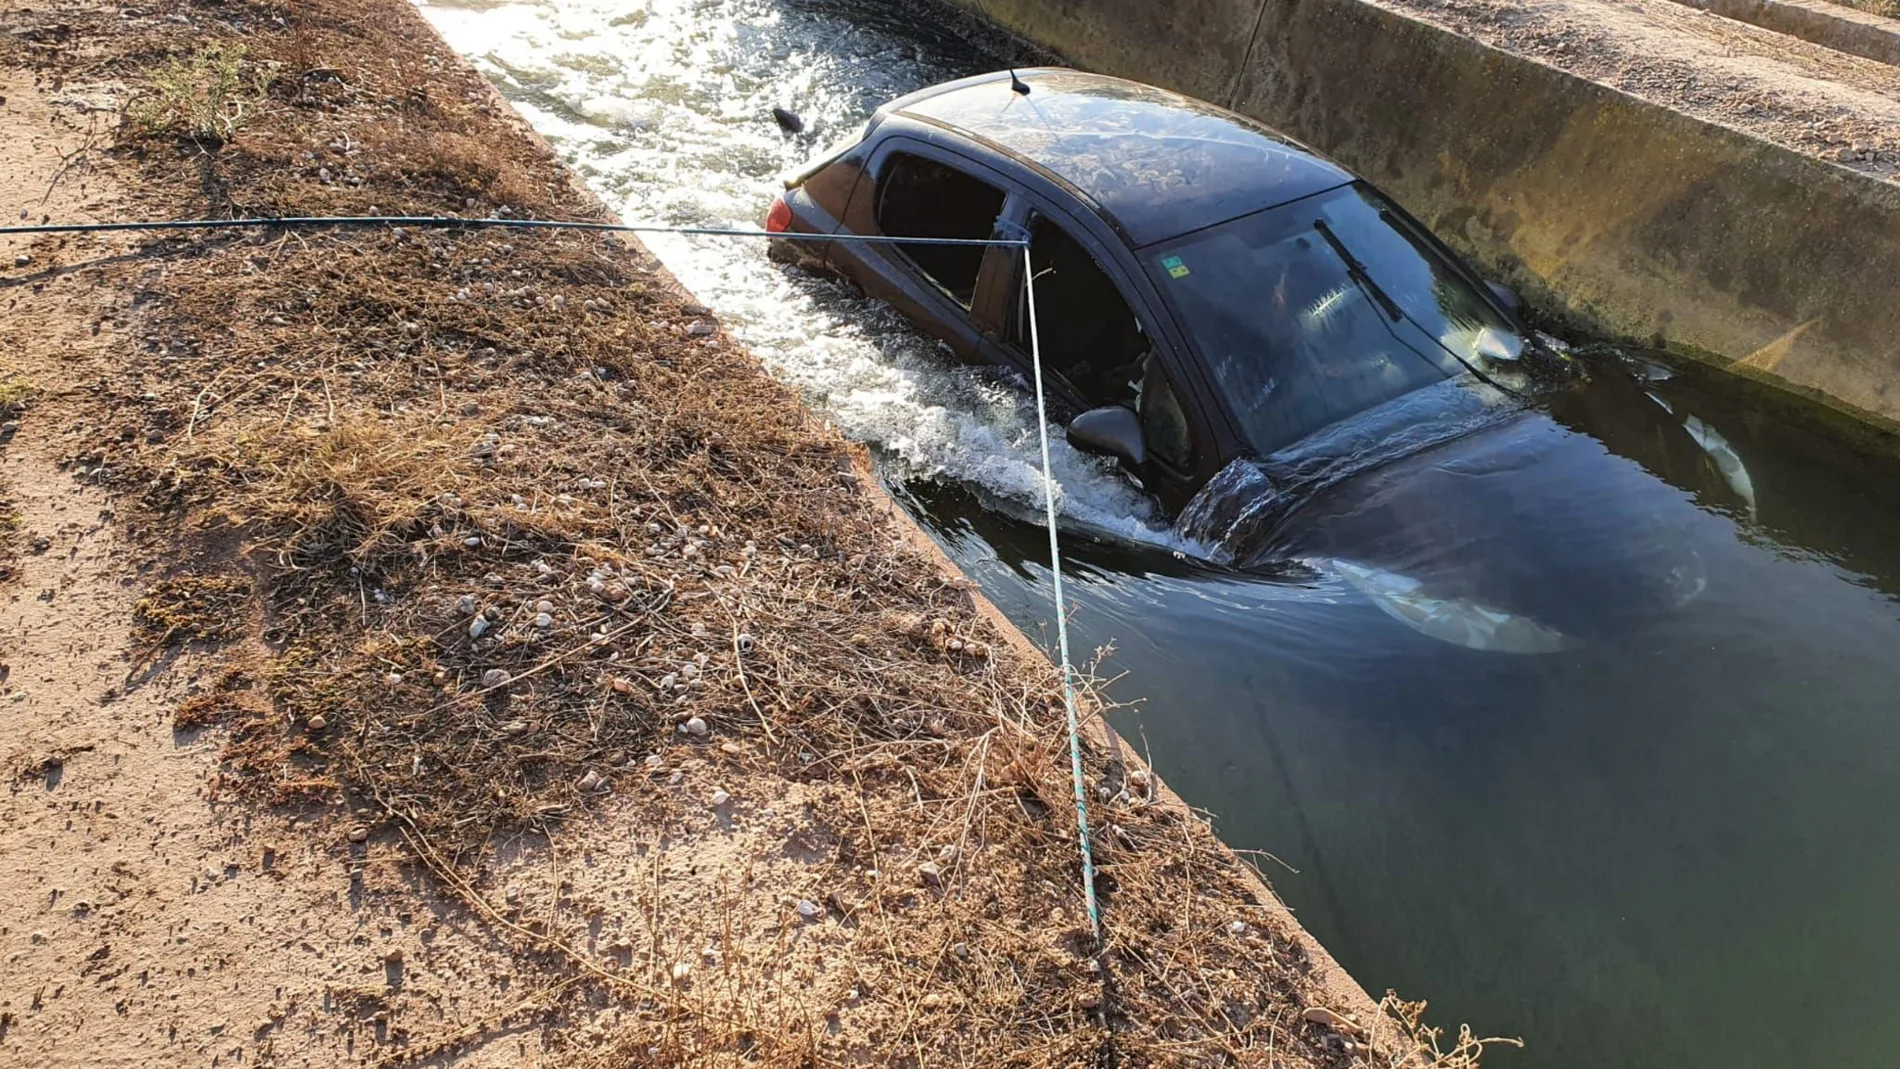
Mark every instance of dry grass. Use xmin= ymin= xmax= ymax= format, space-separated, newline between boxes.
xmin=124 ymin=43 xmax=275 ymax=145
xmin=1827 ymin=0 xmax=1899 ymax=17
xmin=26 ymin=0 xmax=1517 ymax=1064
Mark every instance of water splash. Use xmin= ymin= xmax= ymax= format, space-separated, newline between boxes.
xmin=418 ymin=0 xmax=1178 ymax=542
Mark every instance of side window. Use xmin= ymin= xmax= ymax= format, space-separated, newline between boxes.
xmin=1008 ymin=214 xmax=1149 ymax=410
xmin=874 ymin=152 xmax=1005 ymax=308
xmin=1139 ymin=358 xmax=1195 ymax=471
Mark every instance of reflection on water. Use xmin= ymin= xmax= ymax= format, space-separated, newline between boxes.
xmin=417 ymin=1 xmax=1900 ymax=1065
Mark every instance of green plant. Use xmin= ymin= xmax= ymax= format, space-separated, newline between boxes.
xmin=126 ymin=44 xmax=274 ymax=144
xmin=0 ymin=377 xmax=35 ymax=419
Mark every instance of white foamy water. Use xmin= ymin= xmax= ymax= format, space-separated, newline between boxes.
xmin=416 ymin=0 xmax=1180 ymax=545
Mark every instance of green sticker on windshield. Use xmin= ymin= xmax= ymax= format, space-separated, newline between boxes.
xmin=1161 ymin=255 xmax=1190 ymax=279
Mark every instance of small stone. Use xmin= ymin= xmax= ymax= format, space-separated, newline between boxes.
xmin=709 ymin=789 xmax=730 ymax=807
xmin=480 ymin=668 xmax=510 ymax=689
xmin=536 ymin=600 xmax=554 ymax=614
xmin=456 ymin=595 xmax=477 ymax=615
xmin=12 ymin=254 xmax=30 ymax=268
xmin=464 ymin=536 xmax=482 ymax=547
xmin=951 ymin=942 xmax=969 ymax=960
xmin=468 ymin=617 xmax=490 ymax=640
xmin=1302 ymin=1006 xmax=1360 ymax=1033
xmin=719 ymin=742 xmax=742 ymax=756
xmin=736 ymin=632 xmax=755 ymax=653
xmin=1227 ymin=920 xmax=1248 ymax=936
xmin=534 ymin=612 xmax=553 ymax=629
xmin=686 ymin=320 xmax=715 ymax=336
xmin=670 ymin=961 xmax=692 ymax=982
xmin=386 ymin=672 xmax=403 ymax=686
xmin=307 ymin=715 xmax=329 ymax=731
xmin=347 ymin=826 xmax=369 ymax=843
xmin=578 ymin=770 xmax=603 ymax=791
xmin=794 ymin=899 xmax=822 ymax=919
xmin=936 ymin=844 xmax=959 ymax=865
xmin=921 ymin=992 xmax=944 ymax=1009
xmin=681 ymin=716 xmax=709 ymax=737
xmin=917 ymin=861 xmax=943 ymax=887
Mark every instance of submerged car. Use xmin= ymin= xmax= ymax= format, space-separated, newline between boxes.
xmin=766 ymin=67 xmax=1548 ymax=513
xmin=766 ymin=69 xmax=1757 ymax=652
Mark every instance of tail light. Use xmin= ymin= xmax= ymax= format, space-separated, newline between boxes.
xmin=765 ymin=195 xmax=792 ymax=234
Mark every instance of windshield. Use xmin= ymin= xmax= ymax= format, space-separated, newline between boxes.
xmin=1148 ymin=183 xmax=1525 ymax=452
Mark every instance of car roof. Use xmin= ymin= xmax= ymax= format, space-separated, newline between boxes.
xmin=893 ymin=69 xmax=1353 ymax=248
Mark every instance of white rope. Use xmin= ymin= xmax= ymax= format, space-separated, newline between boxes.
xmin=1021 ymin=244 xmax=1105 ymax=947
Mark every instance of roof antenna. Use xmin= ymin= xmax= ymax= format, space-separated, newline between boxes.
xmin=1009 ymin=68 xmax=1031 ymax=96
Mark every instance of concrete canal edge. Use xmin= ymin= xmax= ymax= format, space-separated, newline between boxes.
xmin=950 ymin=0 xmax=1900 ymax=432
xmin=425 ymin=7 xmax=1401 ymax=1045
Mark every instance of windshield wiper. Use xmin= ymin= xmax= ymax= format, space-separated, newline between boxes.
xmin=1312 ymin=219 xmax=1403 ymax=324
xmin=1312 ymin=217 xmax=1517 ymax=395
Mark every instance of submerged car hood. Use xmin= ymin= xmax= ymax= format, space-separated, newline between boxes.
xmin=1177 ymin=364 xmax=1751 ymax=648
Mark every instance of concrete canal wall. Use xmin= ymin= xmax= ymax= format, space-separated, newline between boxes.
xmin=951 ymin=0 xmax=1900 ymax=429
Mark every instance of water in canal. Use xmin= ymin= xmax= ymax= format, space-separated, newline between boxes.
xmin=415 ymin=1 xmax=1900 ymax=1064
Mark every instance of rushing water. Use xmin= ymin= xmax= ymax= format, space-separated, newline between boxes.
xmin=416 ymin=1 xmax=1900 ymax=1064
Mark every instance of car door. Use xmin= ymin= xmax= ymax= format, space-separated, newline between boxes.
xmin=829 ymin=136 xmax=1020 ymax=368
xmin=977 ymin=201 xmax=1224 ymax=511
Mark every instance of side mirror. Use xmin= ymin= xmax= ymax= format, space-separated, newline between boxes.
xmin=1067 ymin=405 xmax=1147 ymax=466
xmin=1486 ymin=280 xmax=1524 ymax=318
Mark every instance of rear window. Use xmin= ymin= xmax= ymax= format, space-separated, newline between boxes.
xmin=874 ymin=152 xmax=1004 ymax=307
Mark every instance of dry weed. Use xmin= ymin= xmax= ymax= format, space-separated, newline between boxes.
xmin=124 ymin=43 xmax=275 ymax=145
xmin=132 ymin=573 xmax=253 ymax=646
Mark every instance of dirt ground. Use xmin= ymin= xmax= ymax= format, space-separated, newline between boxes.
xmin=1381 ymin=0 xmax=1900 ymax=180
xmin=0 ymin=0 xmax=1505 ymax=1066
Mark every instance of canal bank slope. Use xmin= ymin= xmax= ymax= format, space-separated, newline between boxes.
xmin=951 ymin=0 xmax=1900 ymax=431
xmin=0 ymin=0 xmax=1489 ymax=1065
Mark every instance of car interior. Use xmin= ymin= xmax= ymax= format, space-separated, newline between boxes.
xmin=874 ymin=152 xmax=1004 ymax=307
xmin=1007 ymin=214 xmax=1149 ymax=412
xmin=870 ymin=151 xmax=1194 ymax=478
